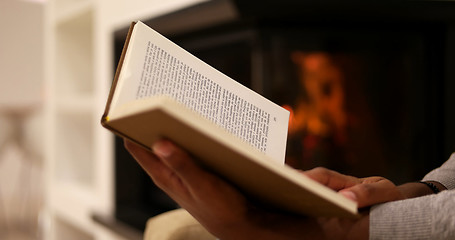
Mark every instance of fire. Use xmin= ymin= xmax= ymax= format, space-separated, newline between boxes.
xmin=286 ymin=52 xmax=347 ymax=144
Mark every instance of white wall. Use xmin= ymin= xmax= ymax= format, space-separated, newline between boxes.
xmin=0 ymin=0 xmax=46 ymax=231
xmin=0 ymin=0 xmax=45 ymax=108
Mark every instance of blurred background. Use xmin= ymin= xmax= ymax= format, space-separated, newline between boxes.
xmin=1 ymin=0 xmax=455 ymax=239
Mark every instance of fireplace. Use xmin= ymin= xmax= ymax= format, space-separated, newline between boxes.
xmin=113 ymin=0 xmax=455 ymax=231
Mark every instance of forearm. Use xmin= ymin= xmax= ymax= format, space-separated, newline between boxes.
xmin=370 ymin=190 xmax=455 ymax=240
xmin=347 ymin=181 xmax=446 ymax=240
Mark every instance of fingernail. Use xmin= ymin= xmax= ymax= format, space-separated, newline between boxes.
xmin=340 ymin=190 xmax=357 ymax=202
xmin=152 ymin=140 xmax=172 ymax=158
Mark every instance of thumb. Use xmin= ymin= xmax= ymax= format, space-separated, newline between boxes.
xmin=339 ymin=177 xmax=404 ymax=208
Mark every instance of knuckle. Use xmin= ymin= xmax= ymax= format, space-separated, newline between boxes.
xmin=314 ymin=166 xmax=328 ymax=172
xmin=152 ymin=170 xmax=180 ymax=191
xmin=312 ymin=167 xmax=330 ymax=175
xmin=355 ymin=184 xmax=375 ymax=198
xmin=362 ymin=176 xmax=385 ymax=183
xmin=306 ymin=167 xmax=334 ymax=186
xmin=164 ymin=149 xmax=192 ymax=174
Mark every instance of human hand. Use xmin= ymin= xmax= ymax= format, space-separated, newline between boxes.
xmin=124 ymin=139 xmax=370 ymax=240
xmin=304 ymin=168 xmax=405 ymax=208
xmin=125 ymin=138 xmax=272 ymax=239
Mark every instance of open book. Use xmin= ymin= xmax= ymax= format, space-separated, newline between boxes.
xmin=101 ymin=21 xmax=358 ymax=218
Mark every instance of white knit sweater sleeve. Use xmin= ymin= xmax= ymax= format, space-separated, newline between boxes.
xmin=423 ymin=153 xmax=455 ymax=190
xmin=369 ymin=153 xmax=455 ymax=240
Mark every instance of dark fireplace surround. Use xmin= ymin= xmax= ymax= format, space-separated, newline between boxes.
xmin=112 ymin=0 xmax=455 ymax=231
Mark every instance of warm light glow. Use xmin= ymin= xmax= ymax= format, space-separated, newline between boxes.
xmin=287 ymin=52 xmax=347 ymax=142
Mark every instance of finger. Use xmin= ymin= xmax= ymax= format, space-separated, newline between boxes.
xmin=339 ymin=178 xmax=404 ymax=208
xmin=151 ymin=140 xmax=224 ymax=196
xmin=124 ymin=139 xmax=161 ymax=176
xmin=124 ymin=139 xmax=189 ymax=197
xmin=304 ymin=167 xmax=362 ymax=191
xmin=152 ymin=140 xmax=252 ymax=232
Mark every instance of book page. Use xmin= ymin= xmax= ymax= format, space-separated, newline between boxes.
xmin=111 ymin=21 xmax=289 ymax=164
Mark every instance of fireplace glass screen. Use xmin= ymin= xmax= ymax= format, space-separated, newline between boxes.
xmin=114 ymin=20 xmax=450 ymax=231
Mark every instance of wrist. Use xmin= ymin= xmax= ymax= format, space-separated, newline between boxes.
xmin=418 ymin=181 xmax=441 ymax=194
xmin=398 ymin=181 xmax=446 ymax=199
xmin=419 ymin=180 xmax=446 ymax=193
